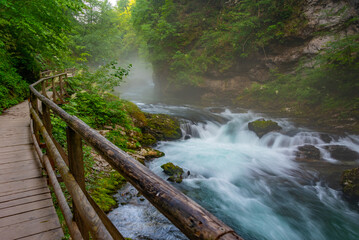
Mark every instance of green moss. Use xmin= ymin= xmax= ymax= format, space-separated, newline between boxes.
xmin=89 ymin=171 xmax=126 ymax=213
xmin=106 ymin=129 xmax=143 ymax=151
xmin=123 ymin=100 xmax=147 ymax=128
xmin=161 ymin=162 xmax=184 ymax=183
xmin=145 ymin=113 xmax=182 ymax=141
xmin=140 ymin=133 xmax=157 ymax=146
xmin=341 ymin=167 xmax=359 ymax=201
xmin=248 ymin=119 xmax=282 ymax=137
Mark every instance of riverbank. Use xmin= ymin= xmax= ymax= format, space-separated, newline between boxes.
xmin=235 ymin=96 xmax=359 ymax=135
xmin=198 ymin=91 xmax=359 ymax=135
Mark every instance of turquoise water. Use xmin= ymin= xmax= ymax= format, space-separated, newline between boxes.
xmin=109 ymin=102 xmax=359 ymax=240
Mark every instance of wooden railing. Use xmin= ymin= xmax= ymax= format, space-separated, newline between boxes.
xmin=29 ymin=70 xmax=244 ymax=240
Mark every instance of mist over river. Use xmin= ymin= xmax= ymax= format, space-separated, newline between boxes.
xmin=109 ymin=62 xmax=359 ymax=240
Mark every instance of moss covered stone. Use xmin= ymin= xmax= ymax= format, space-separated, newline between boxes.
xmin=123 ymin=100 xmax=147 ymax=128
xmin=248 ymin=118 xmax=282 ymax=138
xmin=144 ymin=113 xmax=182 ymax=141
xmin=89 ymin=171 xmax=126 ymax=213
xmin=341 ymin=167 xmax=359 ymax=201
xmin=140 ymin=133 xmax=157 ymax=146
xmin=161 ymin=162 xmax=184 ymax=183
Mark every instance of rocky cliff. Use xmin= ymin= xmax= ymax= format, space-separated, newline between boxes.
xmin=148 ymin=0 xmax=358 ymax=99
xmin=194 ymin=0 xmax=359 ymax=98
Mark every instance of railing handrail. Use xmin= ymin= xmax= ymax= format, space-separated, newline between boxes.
xmin=29 ymin=71 xmax=244 ymax=240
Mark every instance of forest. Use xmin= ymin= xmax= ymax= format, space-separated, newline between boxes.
xmin=1 ymin=0 xmax=358 ymax=130
xmin=1 ymin=0 xmax=359 ymax=239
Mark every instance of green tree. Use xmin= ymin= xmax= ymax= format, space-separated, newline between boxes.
xmin=131 ymin=0 xmax=303 ymax=85
xmin=0 ymin=0 xmax=85 ymax=112
xmin=72 ymin=0 xmax=122 ymax=66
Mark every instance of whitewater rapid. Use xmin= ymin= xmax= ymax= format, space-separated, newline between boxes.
xmin=109 ymin=105 xmax=359 ymax=240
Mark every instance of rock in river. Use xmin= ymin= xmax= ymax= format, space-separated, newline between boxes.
xmin=296 ymin=145 xmax=321 ymax=162
xmin=324 ymin=145 xmax=359 ymax=161
xmin=161 ymin=162 xmax=184 ymax=183
xmin=248 ymin=118 xmax=282 ymax=138
xmin=341 ymin=167 xmax=359 ymax=201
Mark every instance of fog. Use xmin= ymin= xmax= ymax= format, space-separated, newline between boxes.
xmin=114 ymin=59 xmax=158 ymax=103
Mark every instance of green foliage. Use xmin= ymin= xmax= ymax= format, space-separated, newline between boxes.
xmin=0 ymin=0 xmax=85 ymax=112
xmin=71 ymin=0 xmax=123 ymax=66
xmin=0 ymin=47 xmax=28 ymax=113
xmin=131 ymin=0 xmax=304 ymax=85
xmin=68 ymin=61 xmax=131 ymax=95
xmin=0 ymin=0 xmax=85 ymax=79
xmin=241 ymin=34 xmax=359 ymax=117
xmin=115 ymin=0 xmax=146 ymax=59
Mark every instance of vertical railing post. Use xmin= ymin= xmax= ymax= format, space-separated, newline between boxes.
xmin=66 ymin=127 xmax=89 ymax=240
xmin=59 ymin=75 xmax=64 ymax=102
xmin=52 ymin=78 xmax=58 ymax=103
xmin=41 ymin=101 xmax=56 ymax=167
xmin=63 ymin=73 xmax=69 ymax=98
xmin=42 ymin=102 xmax=52 ymax=135
xmin=42 ymin=81 xmax=49 ymax=99
xmin=30 ymin=93 xmax=40 ymax=144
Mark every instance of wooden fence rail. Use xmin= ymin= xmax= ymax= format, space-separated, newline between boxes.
xmin=29 ymin=70 xmax=244 ymax=240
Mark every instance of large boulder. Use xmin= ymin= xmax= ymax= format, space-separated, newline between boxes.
xmin=144 ymin=113 xmax=182 ymax=141
xmin=123 ymin=100 xmax=147 ymax=128
xmin=341 ymin=167 xmax=359 ymax=201
xmin=161 ymin=162 xmax=184 ymax=183
xmin=248 ymin=119 xmax=282 ymax=138
xmin=324 ymin=145 xmax=359 ymax=161
xmin=296 ymin=145 xmax=321 ymax=161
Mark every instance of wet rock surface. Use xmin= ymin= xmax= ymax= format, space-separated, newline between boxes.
xmin=324 ymin=145 xmax=359 ymax=161
xmin=161 ymin=162 xmax=184 ymax=183
xmin=320 ymin=134 xmax=333 ymax=143
xmin=144 ymin=113 xmax=182 ymax=141
xmin=248 ymin=119 xmax=282 ymax=138
xmin=296 ymin=145 xmax=321 ymax=161
xmin=341 ymin=167 xmax=359 ymax=201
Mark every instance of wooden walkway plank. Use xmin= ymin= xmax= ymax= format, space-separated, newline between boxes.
xmin=0 ymin=101 xmax=63 ymax=239
xmin=0 ymin=151 xmax=37 ymax=161
xmin=0 ymin=198 xmax=55 ymax=218
xmin=0 ymin=192 xmax=51 ymax=210
xmin=0 ymin=214 xmax=62 ymax=239
xmin=0 ymin=144 xmax=34 ymax=154
xmin=0 ymin=139 xmax=33 ymax=148
xmin=0 ymin=170 xmax=43 ymax=184
xmin=0 ymin=187 xmax=50 ymax=203
xmin=19 ymin=228 xmax=64 ymax=240
xmin=0 ymin=206 xmax=56 ymax=228
xmin=0 ymin=164 xmax=41 ymax=175
xmin=0 ymin=178 xmax=48 ymax=197
xmin=0 ymin=160 xmax=39 ymax=170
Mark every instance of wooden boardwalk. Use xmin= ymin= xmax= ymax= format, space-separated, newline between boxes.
xmin=0 ymin=101 xmax=64 ymax=239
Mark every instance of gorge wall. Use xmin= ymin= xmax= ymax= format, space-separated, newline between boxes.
xmin=144 ymin=0 xmax=359 ymax=99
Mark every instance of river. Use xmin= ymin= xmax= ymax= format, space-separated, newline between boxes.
xmin=109 ymin=62 xmax=359 ymax=240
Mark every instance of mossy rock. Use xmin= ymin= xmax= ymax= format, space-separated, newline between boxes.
xmin=103 ymin=92 xmax=120 ymax=101
xmin=140 ymin=148 xmax=165 ymax=159
xmin=248 ymin=118 xmax=282 ymax=138
xmin=90 ymin=171 xmax=126 ymax=213
xmin=341 ymin=167 xmax=359 ymax=201
xmin=161 ymin=162 xmax=184 ymax=183
xmin=144 ymin=113 xmax=182 ymax=141
xmin=140 ymin=133 xmax=157 ymax=146
xmin=123 ymin=100 xmax=147 ymax=128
